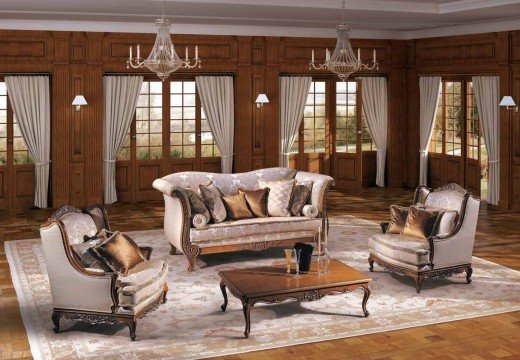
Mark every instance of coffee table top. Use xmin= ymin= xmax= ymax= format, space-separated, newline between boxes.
xmin=218 ymin=259 xmax=371 ymax=299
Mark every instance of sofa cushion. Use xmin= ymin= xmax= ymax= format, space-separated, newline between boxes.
xmin=190 ymin=216 xmax=322 ymax=244
xmin=117 ymin=259 xmax=168 ymax=308
xmin=185 ymin=188 xmax=211 ymax=220
xmin=415 ymin=203 xmax=458 ymax=237
xmin=200 ymin=182 xmax=227 ymax=223
xmin=259 ymin=179 xmax=295 ymax=217
xmin=425 ymin=190 xmax=465 ymax=213
xmin=387 ymin=205 xmax=409 ymax=234
xmin=368 ymin=233 xmax=430 ymax=267
xmin=72 ymin=238 xmax=112 ymax=272
xmin=402 ymin=206 xmax=441 ymax=239
xmin=60 ymin=212 xmax=98 ymax=245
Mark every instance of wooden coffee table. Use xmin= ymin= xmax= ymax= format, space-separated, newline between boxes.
xmin=218 ymin=259 xmax=371 ymax=338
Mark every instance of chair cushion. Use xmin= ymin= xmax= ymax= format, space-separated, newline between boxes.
xmin=60 ymin=212 xmax=98 ymax=245
xmin=401 ymin=206 xmax=440 ymax=239
xmin=387 ymin=205 xmax=409 ymax=234
xmin=368 ymin=233 xmax=431 ymax=267
xmin=117 ymin=259 xmax=168 ymax=308
xmin=190 ymin=216 xmax=321 ymax=247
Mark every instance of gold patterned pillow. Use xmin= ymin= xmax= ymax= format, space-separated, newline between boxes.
xmin=222 ymin=193 xmax=254 ymax=220
xmin=258 ymin=179 xmax=296 ymax=217
xmin=239 ymin=188 xmax=269 ymax=218
xmin=89 ymin=231 xmax=146 ymax=275
xmin=387 ymin=205 xmax=409 ymax=234
xmin=401 ymin=206 xmax=441 ymax=239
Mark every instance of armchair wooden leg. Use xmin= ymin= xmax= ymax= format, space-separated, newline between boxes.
xmin=368 ymin=255 xmax=375 ymax=272
xmin=52 ymin=311 xmax=61 ymax=333
xmin=414 ymin=275 xmax=423 ymax=293
xmin=466 ymin=265 xmax=473 ymax=284
xmin=163 ymin=284 xmax=168 ymax=303
xmin=128 ymin=320 xmax=137 ymax=341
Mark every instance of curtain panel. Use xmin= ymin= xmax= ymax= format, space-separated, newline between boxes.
xmin=195 ymin=76 xmax=235 ymax=173
xmin=473 ymin=76 xmax=500 ymax=205
xmin=103 ymin=75 xmax=143 ymax=204
xmin=279 ymin=76 xmax=312 ymax=168
xmin=360 ymin=77 xmax=388 ymax=187
xmin=418 ymin=76 xmax=442 ymax=186
xmin=5 ymin=76 xmax=51 ymax=208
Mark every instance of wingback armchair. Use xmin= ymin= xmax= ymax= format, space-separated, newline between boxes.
xmin=368 ymin=184 xmax=480 ymax=293
xmin=39 ymin=205 xmax=168 ymax=340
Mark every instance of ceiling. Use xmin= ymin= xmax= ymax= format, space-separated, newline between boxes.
xmin=0 ymin=0 xmax=519 ymax=39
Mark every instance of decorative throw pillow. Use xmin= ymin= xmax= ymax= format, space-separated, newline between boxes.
xmin=221 ymin=193 xmax=254 ymax=220
xmin=401 ymin=206 xmax=441 ymax=239
xmin=414 ymin=203 xmax=458 ymax=237
xmin=289 ymin=181 xmax=313 ymax=216
xmin=258 ymin=179 xmax=296 ymax=217
xmin=301 ymin=204 xmax=318 ymax=218
xmin=72 ymin=238 xmax=112 ymax=272
xmin=239 ymin=188 xmax=269 ymax=218
xmin=192 ymin=214 xmax=209 ymax=229
xmin=199 ymin=182 xmax=227 ymax=223
xmin=89 ymin=231 xmax=146 ymax=275
xmin=185 ymin=187 xmax=211 ymax=220
xmin=387 ymin=205 xmax=409 ymax=234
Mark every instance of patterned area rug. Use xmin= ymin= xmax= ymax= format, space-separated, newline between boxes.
xmin=6 ymin=215 xmax=520 ymax=360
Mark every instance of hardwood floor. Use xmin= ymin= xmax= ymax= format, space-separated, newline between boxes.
xmin=1 ymin=188 xmax=519 ymax=360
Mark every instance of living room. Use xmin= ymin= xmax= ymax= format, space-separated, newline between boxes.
xmin=0 ymin=0 xmax=519 ymax=359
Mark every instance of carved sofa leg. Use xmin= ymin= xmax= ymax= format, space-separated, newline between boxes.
xmin=368 ymin=254 xmax=375 ymax=272
xmin=414 ymin=275 xmax=423 ymax=293
xmin=466 ymin=265 xmax=473 ymax=284
xmin=187 ymin=254 xmax=197 ymax=271
xmin=163 ymin=284 xmax=168 ymax=303
xmin=52 ymin=311 xmax=61 ymax=333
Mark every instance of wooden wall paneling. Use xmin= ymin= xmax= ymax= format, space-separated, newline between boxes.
xmin=69 ymin=164 xmax=86 ymax=206
xmin=234 ymin=36 xmax=253 ymax=172
xmin=510 ymin=64 xmax=520 ymax=210
xmin=0 ymin=30 xmax=55 ymax=63
xmin=362 ymin=152 xmax=377 ymax=187
xmin=498 ymin=65 xmax=511 ymax=209
xmin=70 ymin=66 xmax=85 ymax=163
xmin=264 ymin=37 xmax=281 ymax=168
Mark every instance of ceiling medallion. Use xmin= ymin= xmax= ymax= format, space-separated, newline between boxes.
xmin=127 ymin=1 xmax=201 ymax=81
xmin=309 ymin=0 xmax=378 ymax=81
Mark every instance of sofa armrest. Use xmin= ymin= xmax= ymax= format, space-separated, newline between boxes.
xmin=380 ymin=222 xmax=389 ymax=234
xmin=139 ymin=246 xmax=153 ymax=260
xmin=153 ymin=178 xmax=176 ymax=197
xmin=294 ymin=171 xmax=334 ymax=213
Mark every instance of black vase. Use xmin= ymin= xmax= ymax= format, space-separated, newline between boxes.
xmin=294 ymin=242 xmax=314 ymax=273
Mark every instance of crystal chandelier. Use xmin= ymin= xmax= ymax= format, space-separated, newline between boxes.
xmin=309 ymin=0 xmax=378 ymax=81
xmin=127 ymin=1 xmax=201 ymax=81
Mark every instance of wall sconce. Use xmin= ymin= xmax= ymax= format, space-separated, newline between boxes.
xmin=255 ymin=93 xmax=269 ymax=108
xmin=499 ymin=96 xmax=518 ymax=112
xmin=72 ymin=95 xmax=88 ymax=111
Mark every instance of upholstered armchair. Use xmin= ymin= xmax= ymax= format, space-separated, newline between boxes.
xmin=368 ymin=184 xmax=480 ymax=293
xmin=39 ymin=205 xmax=168 ymax=340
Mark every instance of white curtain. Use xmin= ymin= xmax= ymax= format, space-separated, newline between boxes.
xmin=361 ymin=77 xmax=388 ymax=187
xmin=103 ymin=76 xmax=143 ymax=204
xmin=5 ymin=76 xmax=51 ymax=208
xmin=473 ymin=76 xmax=500 ymax=205
xmin=419 ymin=76 xmax=442 ymax=186
xmin=195 ymin=76 xmax=235 ymax=173
xmin=279 ymin=76 xmax=312 ymax=167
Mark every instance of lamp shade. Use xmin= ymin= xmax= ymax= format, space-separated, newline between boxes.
xmin=255 ymin=93 xmax=269 ymax=104
xmin=72 ymin=95 xmax=88 ymax=106
xmin=499 ymin=96 xmax=516 ymax=107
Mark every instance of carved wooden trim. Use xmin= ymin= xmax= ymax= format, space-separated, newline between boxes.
xmin=240 ymin=240 xmax=282 ymax=251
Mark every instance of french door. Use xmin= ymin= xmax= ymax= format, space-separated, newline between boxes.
xmin=116 ymin=78 xmax=221 ymax=202
xmin=0 ymin=81 xmax=35 ymax=209
xmin=428 ymin=79 xmax=486 ymax=197
xmin=289 ymin=78 xmax=373 ymax=190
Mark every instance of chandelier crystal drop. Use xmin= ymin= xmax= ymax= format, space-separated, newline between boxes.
xmin=127 ymin=1 xmax=201 ymax=81
xmin=309 ymin=0 xmax=378 ymax=81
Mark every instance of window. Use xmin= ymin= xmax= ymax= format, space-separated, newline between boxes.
xmin=444 ymin=81 xmax=462 ymax=156
xmin=118 ymin=79 xmax=219 ymax=162
xmin=466 ymin=82 xmax=480 ymax=160
xmin=336 ymin=81 xmax=357 ymax=153
xmin=136 ymin=81 xmax=163 ymax=160
xmin=303 ymin=81 xmax=326 ymax=153
xmin=0 ymin=81 xmax=32 ymax=166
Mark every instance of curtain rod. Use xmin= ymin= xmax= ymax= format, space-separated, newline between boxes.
xmin=417 ymin=73 xmax=497 ymax=76
xmin=104 ymin=72 xmax=235 ymax=77
xmin=279 ymin=73 xmax=387 ymax=78
xmin=0 ymin=73 xmax=51 ymax=76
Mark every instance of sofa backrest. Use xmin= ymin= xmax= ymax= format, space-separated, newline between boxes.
xmin=158 ymin=167 xmax=297 ymax=195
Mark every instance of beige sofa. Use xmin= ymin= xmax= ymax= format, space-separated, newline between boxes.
xmin=153 ymin=168 xmax=334 ymax=271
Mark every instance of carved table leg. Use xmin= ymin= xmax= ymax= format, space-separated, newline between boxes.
xmin=242 ymin=300 xmax=252 ymax=338
xmin=52 ymin=311 xmax=60 ymax=333
xmin=128 ymin=320 xmax=137 ymax=341
xmin=466 ymin=265 xmax=473 ymax=284
xmin=361 ymin=286 xmax=371 ymax=317
xmin=220 ymin=282 xmax=228 ymax=312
